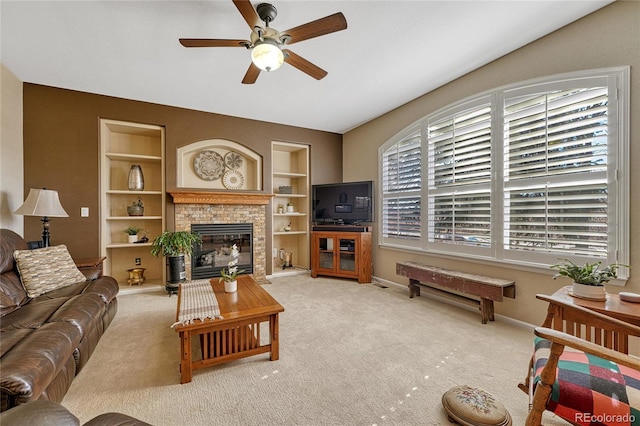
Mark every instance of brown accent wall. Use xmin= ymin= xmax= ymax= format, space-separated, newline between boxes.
xmin=22 ymin=84 xmax=342 ymax=266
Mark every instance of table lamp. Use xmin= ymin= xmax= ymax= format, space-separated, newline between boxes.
xmin=15 ymin=188 xmax=69 ymax=247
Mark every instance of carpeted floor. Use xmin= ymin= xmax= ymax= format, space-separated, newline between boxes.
xmin=62 ymin=275 xmax=566 ymax=425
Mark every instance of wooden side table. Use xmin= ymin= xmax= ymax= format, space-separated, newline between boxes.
xmin=74 ymin=256 xmax=107 ymax=278
xmin=551 ymin=286 xmax=640 ymax=326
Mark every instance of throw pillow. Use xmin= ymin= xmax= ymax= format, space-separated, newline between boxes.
xmin=13 ymin=245 xmax=86 ymax=298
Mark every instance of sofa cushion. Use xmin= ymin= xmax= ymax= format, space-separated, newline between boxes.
xmin=49 ymin=294 xmax=106 ymax=338
xmin=0 ymin=329 xmax=34 ymax=357
xmin=36 ymin=281 xmax=88 ymax=301
xmin=0 ymin=321 xmax=81 ymax=406
xmin=0 ymin=297 xmax=69 ymax=332
xmin=14 ymin=245 xmax=86 ymax=298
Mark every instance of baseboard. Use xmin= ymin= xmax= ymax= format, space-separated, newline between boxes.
xmin=372 ymin=275 xmax=536 ymax=332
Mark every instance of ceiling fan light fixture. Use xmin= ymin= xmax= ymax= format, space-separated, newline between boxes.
xmin=251 ymin=39 xmax=284 ymax=72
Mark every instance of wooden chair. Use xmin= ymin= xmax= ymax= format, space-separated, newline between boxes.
xmin=519 ymin=294 xmax=640 ymax=426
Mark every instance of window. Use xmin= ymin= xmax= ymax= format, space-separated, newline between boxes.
xmin=427 ymin=99 xmax=493 ymax=255
xmin=380 ymin=126 xmax=422 ymax=245
xmin=379 ymin=68 xmax=629 ymax=278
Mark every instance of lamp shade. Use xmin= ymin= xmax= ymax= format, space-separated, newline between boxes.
xmin=15 ymin=188 xmax=69 ymax=217
xmin=251 ymin=39 xmax=284 ymax=72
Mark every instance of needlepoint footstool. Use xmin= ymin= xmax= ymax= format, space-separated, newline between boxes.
xmin=442 ymin=385 xmax=512 ymax=426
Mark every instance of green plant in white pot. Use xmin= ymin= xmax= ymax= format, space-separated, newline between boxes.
xmin=218 ymin=244 xmax=244 ymax=293
xmin=551 ymin=259 xmax=623 ymax=301
xmin=123 ymin=226 xmax=142 ymax=243
xmin=151 ymin=230 xmax=202 ymax=295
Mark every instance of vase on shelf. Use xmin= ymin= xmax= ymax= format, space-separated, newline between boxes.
xmin=127 ymin=198 xmax=144 ymax=216
xmin=224 ymin=280 xmax=237 ymax=293
xmin=128 ymin=165 xmax=144 ymax=191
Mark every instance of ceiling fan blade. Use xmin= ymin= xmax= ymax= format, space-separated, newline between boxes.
xmin=233 ymin=0 xmax=261 ymax=29
xmin=180 ymin=38 xmax=248 ymax=48
xmin=282 ymin=12 xmax=347 ymax=45
xmin=283 ymin=49 xmax=328 ymax=80
xmin=242 ymin=62 xmax=261 ymax=84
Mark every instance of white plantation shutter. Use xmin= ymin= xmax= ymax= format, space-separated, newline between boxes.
xmin=427 ymin=101 xmax=492 ymax=249
xmin=504 ymin=85 xmax=610 ymax=260
xmin=429 ymin=104 xmax=492 ymax=186
xmin=504 ymin=183 xmax=608 ymax=256
xmin=381 ymin=129 xmax=422 ymax=242
xmin=378 ymin=68 xmax=628 ymax=275
xmin=382 ymin=196 xmax=421 ymax=239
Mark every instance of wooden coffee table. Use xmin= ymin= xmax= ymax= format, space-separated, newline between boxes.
xmin=174 ymin=275 xmax=284 ymax=384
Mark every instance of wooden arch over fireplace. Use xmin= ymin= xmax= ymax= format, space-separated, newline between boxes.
xmin=176 ymin=139 xmax=263 ymax=190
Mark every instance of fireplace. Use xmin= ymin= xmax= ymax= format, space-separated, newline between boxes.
xmin=191 ymin=223 xmax=253 ymax=280
xmin=170 ymin=191 xmax=273 ymax=284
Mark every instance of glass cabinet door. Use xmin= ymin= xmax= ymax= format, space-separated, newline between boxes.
xmin=318 ymin=237 xmax=335 ymax=270
xmin=338 ymin=238 xmax=356 ymax=273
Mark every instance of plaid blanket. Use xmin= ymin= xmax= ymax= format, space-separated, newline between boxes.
xmin=533 ymin=337 xmax=640 ymax=426
xmin=172 ymin=279 xmax=223 ymax=327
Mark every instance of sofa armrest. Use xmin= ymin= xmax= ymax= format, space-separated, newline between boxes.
xmin=0 ymin=400 xmax=79 ymax=426
xmin=79 ymin=267 xmax=102 ymax=281
xmin=84 ymin=412 xmax=152 ymax=426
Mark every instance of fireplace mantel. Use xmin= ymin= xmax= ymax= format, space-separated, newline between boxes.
xmin=169 ymin=191 xmax=273 ymax=205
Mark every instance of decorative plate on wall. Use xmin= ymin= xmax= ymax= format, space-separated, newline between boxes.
xmin=224 ymin=152 xmax=244 ymax=169
xmin=222 ymin=170 xmax=245 ymax=190
xmin=193 ymin=150 xmax=225 ymax=181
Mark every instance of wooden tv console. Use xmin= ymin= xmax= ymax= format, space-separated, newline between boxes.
xmin=311 ymin=226 xmax=372 ymax=283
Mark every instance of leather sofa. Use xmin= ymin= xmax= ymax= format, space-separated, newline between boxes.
xmin=0 ymin=400 xmax=151 ymax=425
xmin=0 ymin=229 xmax=118 ymax=411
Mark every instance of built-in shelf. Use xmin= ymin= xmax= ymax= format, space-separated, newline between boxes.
xmin=274 ymin=231 xmax=307 ymax=236
xmin=100 ymin=119 xmax=165 ymax=287
xmin=106 ymin=152 xmax=162 ymax=162
xmin=107 ymin=190 xmax=163 ymax=195
xmin=273 ymin=171 xmax=306 ymax=178
xmin=271 ymin=142 xmax=310 ymax=276
xmin=106 ymin=242 xmax=153 ymax=249
xmin=106 ymin=216 xmax=163 ymax=221
xmin=274 ymin=193 xmax=306 ymax=198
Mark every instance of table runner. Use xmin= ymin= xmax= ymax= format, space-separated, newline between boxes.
xmin=172 ymin=279 xmax=223 ymax=327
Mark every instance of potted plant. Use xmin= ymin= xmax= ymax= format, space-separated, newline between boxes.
xmin=551 ymin=258 xmax=624 ymax=300
xmin=219 ymin=244 xmax=244 ymax=293
xmin=127 ymin=198 xmax=144 ymax=216
xmin=123 ymin=226 xmax=142 ymax=243
xmin=151 ymin=230 xmax=202 ymax=294
xmin=286 ymin=202 xmax=294 ymax=213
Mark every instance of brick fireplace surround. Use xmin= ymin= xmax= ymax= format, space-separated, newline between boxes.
xmin=169 ymin=191 xmax=273 ymax=284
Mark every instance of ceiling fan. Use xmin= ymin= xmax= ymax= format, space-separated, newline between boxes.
xmin=179 ymin=0 xmax=347 ymax=84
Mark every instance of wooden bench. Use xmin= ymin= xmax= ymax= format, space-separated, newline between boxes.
xmin=396 ymin=261 xmax=516 ymax=324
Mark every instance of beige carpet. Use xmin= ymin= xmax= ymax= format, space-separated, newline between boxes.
xmin=62 ymin=275 xmax=566 ymax=425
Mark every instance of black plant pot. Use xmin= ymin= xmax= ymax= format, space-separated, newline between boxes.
xmin=166 ymin=255 xmax=186 ymax=295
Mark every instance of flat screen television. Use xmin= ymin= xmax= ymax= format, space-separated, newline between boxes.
xmin=312 ymin=180 xmax=373 ymax=225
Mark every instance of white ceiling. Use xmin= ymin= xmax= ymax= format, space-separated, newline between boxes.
xmin=1 ymin=0 xmax=613 ymax=134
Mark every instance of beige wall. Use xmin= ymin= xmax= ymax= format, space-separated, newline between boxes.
xmin=343 ymin=1 xmax=640 ymax=326
xmin=0 ymin=64 xmax=24 ymax=234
